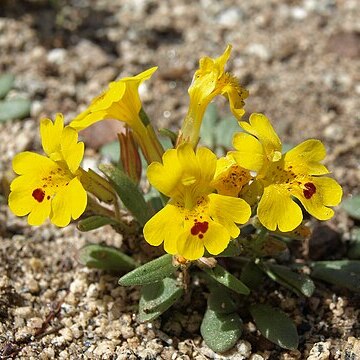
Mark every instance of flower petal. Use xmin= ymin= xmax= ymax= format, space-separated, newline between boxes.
xmin=222 ymin=74 xmax=248 ymax=120
xmin=50 ymin=177 xmax=87 ymax=227
xmin=90 ymin=82 xmax=126 ymax=112
xmin=196 ymin=147 xmax=217 ymax=184
xmin=208 ymin=193 xmax=251 ymax=237
xmin=40 ymin=114 xmax=64 ymax=156
xmin=147 ymin=148 xmax=182 ymax=196
xmin=177 ymin=143 xmax=199 ymax=183
xmin=257 ymin=185 xmax=303 ymax=232
xmin=203 ymin=221 xmax=232 ymax=255
xmin=8 ymin=176 xmax=39 ymax=216
xmin=231 ymin=132 xmax=265 ymax=172
xmin=27 ymin=200 xmax=51 ymax=226
xmin=12 ymin=152 xmax=55 ymax=175
xmin=9 ymin=173 xmax=51 ymax=225
xmin=239 ymin=113 xmax=282 ymax=161
xmin=70 ymin=68 xmax=157 ymax=132
xmin=70 ymin=110 xmax=109 ymax=131
xmin=212 ymin=155 xmax=252 ymax=196
xmin=176 ymin=231 xmax=205 ymax=260
xmin=143 ymin=203 xmax=182 ymax=254
xmin=60 ymin=127 xmax=84 ymax=174
xmin=294 ymin=177 xmax=342 ymax=220
xmin=284 ymin=139 xmax=329 ymax=175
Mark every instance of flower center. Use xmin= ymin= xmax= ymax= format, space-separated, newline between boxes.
xmin=191 ymin=220 xmax=209 ymax=239
xmin=213 ymin=164 xmax=251 ymax=196
xmin=32 ymin=188 xmax=45 ymax=202
xmin=303 ymin=182 xmax=316 ymax=199
xmin=31 ymin=164 xmax=73 ymax=203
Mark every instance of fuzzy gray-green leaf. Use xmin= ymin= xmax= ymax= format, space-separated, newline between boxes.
xmin=201 ymin=288 xmax=243 ymax=353
xmin=311 ymin=260 xmax=360 ymax=292
xmin=202 ymin=264 xmax=250 ymax=295
xmin=138 ymin=277 xmax=183 ymax=322
xmin=77 ymin=215 xmax=118 ymax=232
xmin=78 ymin=244 xmax=137 ymax=273
xmin=342 ymin=195 xmax=360 ymax=220
xmin=0 ymin=73 xmax=15 ymax=99
xmin=250 ymin=304 xmax=299 ymax=350
xmin=267 ymin=263 xmax=315 ymax=297
xmin=100 ymin=141 xmax=121 ymax=164
xmin=348 ymin=228 xmax=360 ymax=259
xmin=119 ymin=254 xmax=177 ymax=286
xmin=240 ymin=261 xmax=265 ymax=289
xmin=200 ymin=103 xmax=218 ymax=148
xmin=99 ymin=163 xmax=152 ymax=226
xmin=0 ymin=99 xmax=31 ymax=122
xmin=215 ymin=116 xmax=241 ymax=152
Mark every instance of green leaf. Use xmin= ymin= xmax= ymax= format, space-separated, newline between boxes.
xmin=207 ymin=286 xmax=237 ymax=314
xmin=158 ymin=128 xmax=177 ymax=147
xmin=348 ymin=228 xmax=360 ymax=259
xmin=78 ymin=244 xmax=137 ymax=273
xmin=282 ymin=143 xmax=294 ymax=154
xmin=0 ymin=99 xmax=31 ymax=122
xmin=201 ymin=287 xmax=243 ymax=353
xmin=144 ymin=186 xmax=164 ymax=213
xmin=138 ymin=277 xmax=183 ymax=322
xmin=99 ymin=164 xmax=152 ymax=226
xmin=119 ymin=254 xmax=177 ymax=286
xmin=200 ymin=103 xmax=218 ymax=148
xmin=214 ymin=116 xmax=241 ymax=153
xmin=0 ymin=73 xmax=15 ymax=99
xmin=265 ymin=263 xmax=315 ymax=297
xmin=240 ymin=261 xmax=265 ymax=289
xmin=100 ymin=141 xmax=121 ymax=164
xmin=77 ymin=215 xmax=118 ymax=231
xmin=202 ymin=264 xmax=250 ymax=295
xmin=342 ymin=196 xmax=360 ymax=220
xmin=311 ymin=260 xmax=360 ymax=292
xmin=250 ymin=304 xmax=299 ymax=350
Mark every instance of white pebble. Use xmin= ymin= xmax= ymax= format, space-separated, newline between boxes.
xmin=47 ymin=48 xmax=67 ymax=65
xmin=291 ymin=6 xmax=308 ymax=20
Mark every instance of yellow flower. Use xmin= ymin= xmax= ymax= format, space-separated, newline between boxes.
xmin=231 ymin=113 xmax=342 ymax=232
xmin=8 ymin=114 xmax=87 ymax=227
xmin=70 ymin=67 xmax=163 ymax=163
xmin=178 ymin=45 xmax=248 ymax=146
xmin=211 ymin=154 xmax=252 ymax=197
xmin=143 ymin=143 xmax=251 ymax=260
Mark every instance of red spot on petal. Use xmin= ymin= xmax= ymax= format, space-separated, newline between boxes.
xmin=32 ymin=188 xmax=45 ymax=202
xmin=191 ymin=221 xmax=209 ymax=236
xmin=199 ymin=234 xmax=204 ymax=239
xmin=303 ymin=182 xmax=316 ymax=199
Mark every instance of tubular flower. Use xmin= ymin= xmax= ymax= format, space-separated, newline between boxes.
xmin=211 ymin=154 xmax=252 ymax=197
xmin=8 ymin=114 xmax=87 ymax=227
xmin=178 ymin=45 xmax=248 ymax=147
xmin=70 ymin=67 xmax=163 ymax=164
xmin=231 ymin=113 xmax=342 ymax=232
xmin=143 ymin=143 xmax=251 ymax=260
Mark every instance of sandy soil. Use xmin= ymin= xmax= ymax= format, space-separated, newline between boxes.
xmin=0 ymin=0 xmax=359 ymax=358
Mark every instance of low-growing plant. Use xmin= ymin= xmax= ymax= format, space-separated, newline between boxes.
xmin=7 ymin=45 xmax=359 ymax=353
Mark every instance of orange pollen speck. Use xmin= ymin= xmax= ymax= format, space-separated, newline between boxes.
xmin=32 ymin=188 xmax=45 ymax=202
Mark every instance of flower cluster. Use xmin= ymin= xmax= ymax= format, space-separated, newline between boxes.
xmin=8 ymin=45 xmax=342 ymax=261
xmin=143 ymin=143 xmax=251 ymax=260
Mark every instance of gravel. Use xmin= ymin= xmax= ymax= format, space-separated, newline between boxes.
xmin=1 ymin=0 xmax=359 ymax=358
